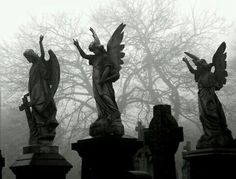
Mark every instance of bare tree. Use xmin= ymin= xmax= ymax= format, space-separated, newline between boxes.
xmin=0 ymin=0 xmax=226 ymax=147
xmin=88 ymin=0 xmax=226 ymax=132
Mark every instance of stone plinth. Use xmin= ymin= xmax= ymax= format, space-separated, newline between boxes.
xmin=0 ymin=150 xmax=4 ymax=179
xmin=10 ymin=146 xmax=72 ymax=179
xmin=72 ymin=136 xmax=143 ymax=179
xmin=183 ymin=148 xmax=236 ymax=179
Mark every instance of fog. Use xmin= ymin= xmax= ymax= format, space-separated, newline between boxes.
xmin=0 ymin=0 xmax=236 ymax=178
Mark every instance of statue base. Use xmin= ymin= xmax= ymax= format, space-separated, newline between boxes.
xmin=0 ymin=150 xmax=4 ymax=179
xmin=72 ymin=136 xmax=149 ymax=179
xmin=89 ymin=119 xmax=124 ymax=137
xmin=183 ymin=148 xmax=236 ymax=179
xmin=196 ymin=129 xmax=234 ymax=149
xmin=10 ymin=145 xmax=72 ymax=179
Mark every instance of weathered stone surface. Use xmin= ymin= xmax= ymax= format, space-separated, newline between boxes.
xmin=23 ymin=145 xmax=59 ymax=154
xmin=20 ymin=35 xmax=60 ymax=145
xmin=73 ymin=24 xmax=126 ymax=138
xmin=183 ymin=43 xmax=234 ymax=149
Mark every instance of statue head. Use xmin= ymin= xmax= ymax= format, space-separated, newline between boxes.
xmin=23 ymin=49 xmax=39 ymax=63
xmin=88 ymin=27 xmax=106 ymax=54
xmin=196 ymin=59 xmax=212 ymax=71
xmin=88 ymin=41 xmax=105 ymax=54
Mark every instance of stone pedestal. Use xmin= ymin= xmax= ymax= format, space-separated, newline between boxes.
xmin=0 ymin=150 xmax=4 ymax=179
xmin=183 ymin=148 xmax=236 ymax=179
xmin=10 ymin=146 xmax=72 ymax=179
xmin=72 ymin=136 xmax=144 ymax=179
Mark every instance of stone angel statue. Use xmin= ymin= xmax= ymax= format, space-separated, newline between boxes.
xmin=183 ymin=42 xmax=234 ymax=149
xmin=73 ymin=23 xmax=126 ymax=137
xmin=19 ymin=35 xmax=60 ymax=145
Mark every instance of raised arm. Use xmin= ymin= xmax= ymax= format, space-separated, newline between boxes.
xmin=183 ymin=57 xmax=196 ymax=74
xmin=73 ymin=39 xmax=93 ymax=60
xmin=39 ymin=35 xmax=45 ymax=59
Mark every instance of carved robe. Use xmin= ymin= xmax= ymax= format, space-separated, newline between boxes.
xmin=196 ymin=71 xmax=232 ymax=148
xmin=29 ymin=57 xmax=58 ymax=144
xmin=89 ymin=54 xmax=121 ymax=122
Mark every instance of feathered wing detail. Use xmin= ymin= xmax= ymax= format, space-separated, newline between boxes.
xmin=106 ymin=23 xmax=126 ymax=82
xmin=47 ymin=49 xmax=60 ymax=98
xmin=212 ymin=42 xmax=227 ymax=90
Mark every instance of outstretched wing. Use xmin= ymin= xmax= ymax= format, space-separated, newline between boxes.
xmin=46 ymin=49 xmax=60 ymax=97
xmin=212 ymin=42 xmax=227 ymax=90
xmin=107 ymin=23 xmax=126 ymax=82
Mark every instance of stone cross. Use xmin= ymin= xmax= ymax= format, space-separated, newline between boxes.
xmin=146 ymin=104 xmax=183 ymax=179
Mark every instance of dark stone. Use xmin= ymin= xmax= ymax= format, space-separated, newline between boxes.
xmin=23 ymin=145 xmax=59 ymax=154
xmin=20 ymin=36 xmax=60 ymax=145
xmin=0 ymin=150 xmax=4 ymax=179
xmin=10 ymin=145 xmax=72 ymax=179
xmin=133 ymin=122 xmax=153 ymax=176
xmin=184 ymin=43 xmax=233 ymax=149
xmin=146 ymin=104 xmax=183 ymax=179
xmin=183 ymin=148 xmax=236 ymax=179
xmin=74 ymin=24 xmax=126 ymax=138
xmin=128 ymin=171 xmax=152 ymax=179
xmin=182 ymin=142 xmax=191 ymax=179
xmin=72 ymin=136 xmax=144 ymax=179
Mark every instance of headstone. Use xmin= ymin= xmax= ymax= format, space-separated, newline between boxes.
xmin=134 ymin=122 xmax=153 ymax=176
xmin=135 ymin=121 xmax=146 ymax=141
xmin=10 ymin=145 xmax=72 ymax=179
xmin=146 ymin=104 xmax=183 ymax=179
xmin=182 ymin=141 xmax=191 ymax=179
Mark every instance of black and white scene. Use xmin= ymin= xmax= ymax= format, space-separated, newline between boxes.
xmin=0 ymin=0 xmax=236 ymax=178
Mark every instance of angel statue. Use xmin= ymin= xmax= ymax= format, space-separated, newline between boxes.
xmin=19 ymin=35 xmax=60 ymax=145
xmin=73 ymin=23 xmax=126 ymax=137
xmin=183 ymin=42 xmax=234 ymax=149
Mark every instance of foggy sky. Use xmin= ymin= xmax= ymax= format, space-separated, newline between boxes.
xmin=0 ymin=0 xmax=235 ymax=42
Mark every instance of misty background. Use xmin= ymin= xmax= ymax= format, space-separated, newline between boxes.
xmin=0 ymin=0 xmax=236 ymax=178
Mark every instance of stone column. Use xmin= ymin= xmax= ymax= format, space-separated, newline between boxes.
xmin=10 ymin=145 xmax=72 ymax=179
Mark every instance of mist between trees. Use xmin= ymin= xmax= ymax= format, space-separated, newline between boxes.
xmin=0 ymin=0 xmax=236 ymax=178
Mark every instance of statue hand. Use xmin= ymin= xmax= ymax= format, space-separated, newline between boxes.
xmin=39 ymin=35 xmax=44 ymax=42
xmin=182 ymin=57 xmax=188 ymax=63
xmin=73 ymin=39 xmax=80 ymax=47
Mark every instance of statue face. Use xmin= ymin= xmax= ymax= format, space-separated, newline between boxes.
xmin=23 ymin=49 xmax=38 ymax=63
xmin=196 ymin=59 xmax=212 ymax=71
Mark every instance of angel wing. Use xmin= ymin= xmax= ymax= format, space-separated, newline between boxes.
xmin=212 ymin=42 xmax=227 ymax=91
xmin=106 ymin=23 xmax=126 ymax=82
xmin=46 ymin=49 xmax=60 ymax=98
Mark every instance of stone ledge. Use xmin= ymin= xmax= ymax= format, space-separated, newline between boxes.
xmin=23 ymin=145 xmax=59 ymax=154
xmin=183 ymin=148 xmax=236 ymax=159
